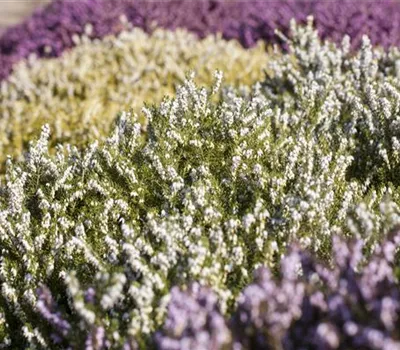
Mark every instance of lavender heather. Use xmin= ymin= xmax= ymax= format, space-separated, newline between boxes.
xmin=154 ymin=283 xmax=231 ymax=350
xmin=1 ymin=0 xmax=400 ymax=81
xmin=36 ymin=286 xmax=71 ymax=345
xmin=232 ymin=231 xmax=400 ymax=349
xmin=157 ymin=230 xmax=400 ymax=350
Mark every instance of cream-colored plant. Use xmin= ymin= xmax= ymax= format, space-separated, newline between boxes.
xmin=0 ymin=27 xmax=269 ymax=169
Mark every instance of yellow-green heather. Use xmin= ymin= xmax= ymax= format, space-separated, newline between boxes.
xmin=0 ymin=27 xmax=269 ymax=169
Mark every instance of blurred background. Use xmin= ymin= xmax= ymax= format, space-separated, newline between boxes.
xmin=0 ymin=0 xmax=50 ymax=34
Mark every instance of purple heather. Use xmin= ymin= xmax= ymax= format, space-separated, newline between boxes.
xmin=1 ymin=0 xmax=400 ymax=81
xmin=157 ymin=230 xmax=400 ymax=349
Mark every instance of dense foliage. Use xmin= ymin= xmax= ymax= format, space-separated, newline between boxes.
xmin=2 ymin=21 xmax=400 ymax=347
xmin=157 ymin=230 xmax=400 ymax=350
xmin=0 ymin=27 xmax=267 ymax=170
xmin=1 ymin=0 xmax=400 ymax=80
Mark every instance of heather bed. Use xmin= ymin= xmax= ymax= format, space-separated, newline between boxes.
xmin=1 ymin=0 xmax=400 ymax=81
xmin=2 ymin=22 xmax=400 ymax=348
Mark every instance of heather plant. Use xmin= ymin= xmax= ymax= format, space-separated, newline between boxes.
xmin=2 ymin=0 xmax=400 ymax=81
xmin=157 ymin=230 xmax=400 ymax=350
xmin=4 ymin=21 xmax=400 ymax=348
xmin=261 ymin=18 xmax=400 ymax=188
xmin=0 ymin=27 xmax=268 ymax=171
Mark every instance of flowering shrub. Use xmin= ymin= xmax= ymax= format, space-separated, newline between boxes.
xmin=0 ymin=27 xmax=267 ymax=170
xmin=157 ymin=230 xmax=400 ymax=350
xmin=3 ymin=21 xmax=400 ymax=348
xmin=2 ymin=0 xmax=400 ymax=80
xmin=262 ymin=18 xmax=400 ymax=189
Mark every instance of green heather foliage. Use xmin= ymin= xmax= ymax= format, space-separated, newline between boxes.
xmin=3 ymin=20 xmax=400 ymax=347
xmin=0 ymin=27 xmax=268 ymax=170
